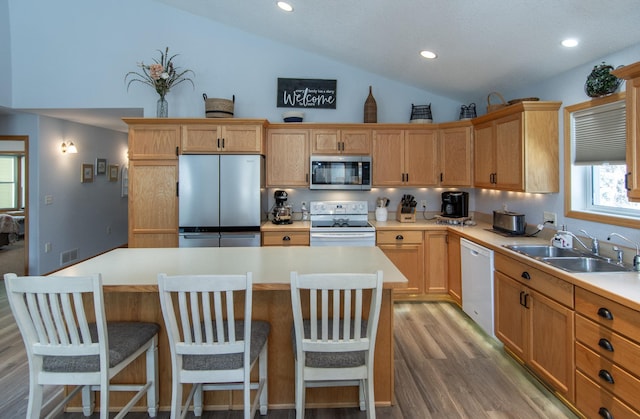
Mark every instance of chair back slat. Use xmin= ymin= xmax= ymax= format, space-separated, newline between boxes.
xmin=158 ymin=273 xmax=251 ymax=357
xmin=225 ymin=290 xmax=236 ymax=343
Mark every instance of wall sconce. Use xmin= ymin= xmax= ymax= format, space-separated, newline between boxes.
xmin=61 ymin=141 xmax=78 ymax=154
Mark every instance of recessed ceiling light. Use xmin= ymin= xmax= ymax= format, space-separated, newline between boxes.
xmin=561 ymin=38 xmax=579 ymax=48
xmin=277 ymin=1 xmax=294 ymax=12
xmin=420 ymin=50 xmax=437 ymax=59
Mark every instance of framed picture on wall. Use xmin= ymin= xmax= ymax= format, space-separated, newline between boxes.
xmin=96 ymin=158 xmax=107 ymax=175
xmin=81 ymin=164 xmax=94 ymax=183
xmin=108 ymin=164 xmax=119 ymax=182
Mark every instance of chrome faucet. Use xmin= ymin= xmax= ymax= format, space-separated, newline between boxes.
xmin=580 ymin=229 xmax=600 ymax=256
xmin=560 ymin=230 xmax=591 ymax=253
xmin=607 ymin=233 xmax=640 ymax=271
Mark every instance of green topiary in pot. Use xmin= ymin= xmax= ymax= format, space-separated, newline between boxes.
xmin=585 ymin=62 xmax=622 ymax=98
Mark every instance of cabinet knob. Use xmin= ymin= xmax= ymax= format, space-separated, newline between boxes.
xmin=598 ymin=407 xmax=613 ymax=419
xmin=598 ymin=369 xmax=615 ymax=384
xmin=598 ymin=338 xmax=614 ymax=352
xmin=282 ymin=236 xmax=291 ymax=241
xmin=521 ymin=271 xmax=531 ymax=280
xmin=395 ymin=235 xmax=404 ymax=240
xmin=597 ymin=307 xmax=614 ymax=320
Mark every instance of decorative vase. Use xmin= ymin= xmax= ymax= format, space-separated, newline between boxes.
xmin=157 ymin=96 xmax=168 ymax=118
xmin=364 ymin=86 xmax=377 ymax=123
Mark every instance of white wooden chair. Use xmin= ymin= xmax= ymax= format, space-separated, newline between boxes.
xmin=157 ymin=272 xmax=269 ymax=419
xmin=290 ymin=270 xmax=383 ymax=419
xmin=4 ymin=273 xmax=159 ymax=419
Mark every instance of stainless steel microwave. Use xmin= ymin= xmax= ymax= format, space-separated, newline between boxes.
xmin=310 ymin=155 xmax=372 ymax=190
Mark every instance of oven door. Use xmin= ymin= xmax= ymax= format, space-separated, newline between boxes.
xmin=309 ymin=230 xmax=376 ymax=247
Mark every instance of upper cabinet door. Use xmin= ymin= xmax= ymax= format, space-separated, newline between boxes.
xmin=182 ymin=123 xmax=264 ymax=153
xmin=473 ymin=121 xmax=495 ymax=189
xmin=372 ymin=130 xmax=404 ymax=186
xmin=128 ymin=124 xmax=180 ymax=160
xmin=404 ymin=129 xmax=438 ymax=186
xmin=266 ymin=128 xmax=310 ymax=187
xmin=494 ymin=113 xmax=523 ymax=190
xmin=311 ymin=128 xmax=371 ymax=154
xmin=439 ymin=125 xmax=473 ymax=187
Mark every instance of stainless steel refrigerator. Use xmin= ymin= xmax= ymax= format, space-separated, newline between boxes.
xmin=178 ymin=154 xmax=265 ymax=247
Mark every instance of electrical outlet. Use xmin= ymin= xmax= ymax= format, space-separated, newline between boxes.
xmin=543 ymin=211 xmax=557 ymax=225
xmin=420 ymin=200 xmax=427 ymax=209
xmin=44 ymin=242 xmax=52 ymax=253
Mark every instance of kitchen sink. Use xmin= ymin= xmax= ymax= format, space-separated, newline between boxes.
xmin=505 ymin=245 xmax=582 ymax=258
xmin=541 ymin=257 xmax=631 ymax=273
xmin=504 ymin=244 xmax=631 ymax=273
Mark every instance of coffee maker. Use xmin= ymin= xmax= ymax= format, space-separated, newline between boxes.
xmin=441 ymin=191 xmax=469 ymax=218
xmin=272 ymin=190 xmax=292 ymax=224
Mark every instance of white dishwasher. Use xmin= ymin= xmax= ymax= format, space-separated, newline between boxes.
xmin=460 ymin=238 xmax=495 ymax=338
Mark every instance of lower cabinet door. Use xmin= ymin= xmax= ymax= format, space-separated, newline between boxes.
xmin=494 ymin=271 xmax=527 ymax=361
xmin=529 ymin=290 xmax=575 ymax=402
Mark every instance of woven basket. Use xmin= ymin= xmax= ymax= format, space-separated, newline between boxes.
xmin=487 ymin=92 xmax=507 ymax=113
xmin=364 ymin=86 xmax=377 ymax=123
xmin=203 ymin=94 xmax=235 ymax=118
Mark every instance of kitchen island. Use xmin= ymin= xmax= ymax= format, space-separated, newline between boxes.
xmin=54 ymin=246 xmax=408 ymax=412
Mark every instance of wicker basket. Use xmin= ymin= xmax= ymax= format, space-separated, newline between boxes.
xmin=486 ymin=92 xmax=507 ymax=113
xmin=204 ymin=94 xmax=235 ymax=118
xmin=364 ymin=86 xmax=377 ymax=123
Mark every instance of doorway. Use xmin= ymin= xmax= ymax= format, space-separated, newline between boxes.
xmin=0 ymin=135 xmax=28 ymax=276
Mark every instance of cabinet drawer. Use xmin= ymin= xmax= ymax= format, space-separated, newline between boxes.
xmin=576 ymin=342 xmax=640 ymax=412
xmin=377 ymin=230 xmax=423 ymax=245
xmin=576 ymin=314 xmax=640 ymax=378
xmin=262 ymin=231 xmax=309 ymax=246
xmin=494 ymin=253 xmax=573 ymax=308
xmin=576 ymin=287 xmax=640 ymax=344
xmin=576 ymin=371 xmax=640 ymax=419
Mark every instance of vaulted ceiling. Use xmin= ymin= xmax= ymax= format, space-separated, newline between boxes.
xmin=154 ymin=0 xmax=640 ymax=101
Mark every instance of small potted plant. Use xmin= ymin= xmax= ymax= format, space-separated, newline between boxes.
xmin=585 ymin=62 xmax=622 ymax=98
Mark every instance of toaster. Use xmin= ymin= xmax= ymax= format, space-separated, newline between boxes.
xmin=493 ymin=210 xmax=526 ymax=235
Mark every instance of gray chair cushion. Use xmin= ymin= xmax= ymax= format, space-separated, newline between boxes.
xmin=292 ymin=320 xmax=367 ymax=368
xmin=43 ymin=322 xmax=160 ymax=372
xmin=183 ymin=320 xmax=270 ymax=371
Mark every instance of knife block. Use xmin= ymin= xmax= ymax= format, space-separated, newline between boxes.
xmin=396 ymin=203 xmax=416 ymax=223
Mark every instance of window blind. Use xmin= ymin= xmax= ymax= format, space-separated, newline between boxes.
xmin=572 ymin=99 xmax=626 ymax=165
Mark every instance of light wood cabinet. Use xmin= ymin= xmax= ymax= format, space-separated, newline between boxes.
xmin=261 ymin=230 xmax=309 ymax=246
xmin=127 ymin=160 xmax=178 ymax=248
xmin=424 ymin=231 xmax=448 ymax=294
xmin=310 ymin=128 xmax=371 ymax=155
xmin=438 ymin=122 xmax=473 ymax=187
xmin=472 ymin=101 xmax=561 ymax=192
xmin=266 ymin=128 xmax=310 ymax=187
xmin=447 ymin=232 xmax=462 ymax=305
xmin=574 ymin=287 xmax=640 ymax=416
xmin=372 ymin=128 xmax=438 ymax=187
xmin=377 ymin=230 xmax=424 ymax=296
xmin=181 ymin=122 xmax=264 ymax=153
xmin=494 ymin=253 xmax=575 ymax=402
xmin=125 ymin=120 xmax=181 ymax=248
xmin=612 ymin=62 xmax=640 ymax=202
xmin=128 ymin=123 xmax=180 ymax=160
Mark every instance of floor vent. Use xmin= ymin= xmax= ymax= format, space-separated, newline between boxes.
xmin=60 ymin=248 xmax=78 ymax=265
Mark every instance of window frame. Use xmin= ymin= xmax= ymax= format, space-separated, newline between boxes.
xmin=0 ymin=153 xmax=24 ymax=211
xmin=564 ymin=92 xmax=640 ymax=229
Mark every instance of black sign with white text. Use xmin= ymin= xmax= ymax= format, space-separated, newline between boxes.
xmin=277 ymin=78 xmax=337 ymax=109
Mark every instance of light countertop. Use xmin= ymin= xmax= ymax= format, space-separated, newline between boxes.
xmin=261 ymin=219 xmax=640 ymax=310
xmin=54 ymin=246 xmax=408 ymax=292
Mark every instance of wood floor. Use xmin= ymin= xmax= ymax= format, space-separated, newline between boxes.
xmin=1 ymin=280 xmax=577 ymax=418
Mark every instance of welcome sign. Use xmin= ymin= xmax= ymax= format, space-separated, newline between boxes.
xmin=277 ymin=78 xmax=337 ymax=109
